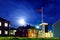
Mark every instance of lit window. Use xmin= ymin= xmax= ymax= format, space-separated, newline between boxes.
xmin=14 ymin=30 xmax=16 ymax=32
xmin=0 ymin=22 xmax=1 ymax=26
xmin=0 ymin=30 xmax=1 ymax=34
xmin=5 ymin=31 xmax=8 ymax=34
xmin=5 ymin=23 xmax=8 ymax=27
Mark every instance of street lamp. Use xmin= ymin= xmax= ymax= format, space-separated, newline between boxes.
xmin=36 ymin=25 xmax=40 ymax=29
xmin=35 ymin=25 xmax=40 ymax=38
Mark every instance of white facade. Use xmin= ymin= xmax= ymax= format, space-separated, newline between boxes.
xmin=0 ymin=22 xmax=1 ymax=26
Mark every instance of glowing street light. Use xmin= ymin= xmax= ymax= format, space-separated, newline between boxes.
xmin=36 ymin=25 xmax=40 ymax=29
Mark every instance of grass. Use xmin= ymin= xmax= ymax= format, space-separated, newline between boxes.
xmin=0 ymin=37 xmax=60 ymax=40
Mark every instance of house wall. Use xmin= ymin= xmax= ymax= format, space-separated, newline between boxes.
xmin=28 ymin=29 xmax=36 ymax=38
xmin=53 ymin=20 xmax=60 ymax=38
xmin=10 ymin=30 xmax=16 ymax=36
xmin=0 ymin=19 xmax=9 ymax=36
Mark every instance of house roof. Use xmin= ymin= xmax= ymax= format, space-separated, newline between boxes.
xmin=25 ymin=25 xmax=35 ymax=29
xmin=10 ymin=27 xmax=16 ymax=30
xmin=17 ymin=25 xmax=35 ymax=30
xmin=0 ymin=17 xmax=9 ymax=22
xmin=53 ymin=19 xmax=60 ymax=27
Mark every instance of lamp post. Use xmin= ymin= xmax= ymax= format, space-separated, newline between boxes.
xmin=35 ymin=25 xmax=40 ymax=38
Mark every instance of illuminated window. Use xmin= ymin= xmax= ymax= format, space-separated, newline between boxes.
xmin=5 ymin=23 xmax=8 ymax=27
xmin=32 ymin=34 xmax=34 ymax=37
xmin=14 ymin=30 xmax=16 ymax=32
xmin=0 ymin=22 xmax=1 ymax=26
xmin=5 ymin=31 xmax=8 ymax=34
xmin=0 ymin=30 xmax=1 ymax=34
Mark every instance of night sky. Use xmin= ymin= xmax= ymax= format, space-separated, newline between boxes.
xmin=0 ymin=0 xmax=60 ymax=30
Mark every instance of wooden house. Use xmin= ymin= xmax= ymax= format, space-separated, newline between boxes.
xmin=15 ymin=25 xmax=37 ymax=38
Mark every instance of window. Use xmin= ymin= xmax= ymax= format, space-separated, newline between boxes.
xmin=0 ymin=22 xmax=1 ymax=26
xmin=0 ymin=30 xmax=1 ymax=34
xmin=5 ymin=31 xmax=8 ymax=34
xmin=5 ymin=23 xmax=8 ymax=27
xmin=14 ymin=30 xmax=16 ymax=32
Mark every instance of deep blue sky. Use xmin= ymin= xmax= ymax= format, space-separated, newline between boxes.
xmin=0 ymin=0 xmax=60 ymax=30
